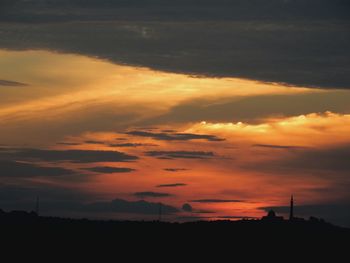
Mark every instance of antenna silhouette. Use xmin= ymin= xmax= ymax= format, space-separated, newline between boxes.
xmin=158 ymin=203 xmax=162 ymax=222
xmin=35 ymin=196 xmax=40 ymax=216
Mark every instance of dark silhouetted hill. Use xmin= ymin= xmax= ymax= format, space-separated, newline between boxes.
xmin=1 ymin=208 xmax=349 ymax=255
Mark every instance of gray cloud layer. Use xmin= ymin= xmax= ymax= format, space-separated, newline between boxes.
xmin=1 ymin=1 xmax=349 ymax=89
xmin=247 ymin=144 xmax=350 ymax=173
xmin=0 ymin=160 xmax=74 ymax=178
xmin=1 ymin=1 xmax=349 ymax=22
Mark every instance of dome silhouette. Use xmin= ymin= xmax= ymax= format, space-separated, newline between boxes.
xmin=267 ymin=210 xmax=276 ymax=218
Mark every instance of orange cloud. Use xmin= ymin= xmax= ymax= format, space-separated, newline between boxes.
xmin=186 ymin=112 xmax=350 ymax=148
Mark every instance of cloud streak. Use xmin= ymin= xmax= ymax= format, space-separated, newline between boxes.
xmin=163 ymin=168 xmax=189 ymax=172
xmin=0 ymin=79 xmax=28 ymax=87
xmin=0 ymin=148 xmax=138 ymax=163
xmin=145 ymin=151 xmax=215 ymax=159
xmin=156 ymin=183 xmax=187 ymax=188
xmin=82 ymin=166 xmax=135 ymax=173
xmin=252 ymin=144 xmax=306 ymax=150
xmin=109 ymin=143 xmax=158 ymax=147
xmin=126 ymin=130 xmax=224 ymax=142
xmin=133 ymin=192 xmax=172 ymax=198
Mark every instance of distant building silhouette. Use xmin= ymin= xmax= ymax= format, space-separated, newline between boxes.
xmin=261 ymin=209 xmax=284 ymax=222
xmin=262 ymin=195 xmax=299 ymax=222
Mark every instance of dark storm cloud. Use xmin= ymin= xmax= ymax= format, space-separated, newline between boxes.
xmin=163 ymin=168 xmax=189 ymax=172
xmin=189 ymin=199 xmax=244 ymax=203
xmin=0 ymin=160 xmax=74 ymax=178
xmin=126 ymin=131 xmax=224 ymax=142
xmin=0 ymin=79 xmax=28 ymax=87
xmin=1 ymin=0 xmax=349 ymax=22
xmin=0 ymin=148 xmax=138 ymax=163
xmin=156 ymin=183 xmax=187 ymax=188
xmin=82 ymin=166 xmax=135 ymax=173
xmin=145 ymin=151 xmax=215 ymax=159
xmin=144 ymin=92 xmax=350 ymax=124
xmin=85 ymin=199 xmax=178 ymax=215
xmin=134 ymin=192 xmax=172 ymax=198
xmin=1 ymin=1 xmax=349 ymax=89
xmin=260 ymin=204 xmax=350 ymax=227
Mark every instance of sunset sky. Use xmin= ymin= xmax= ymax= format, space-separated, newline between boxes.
xmin=1 ymin=0 xmax=349 ymax=226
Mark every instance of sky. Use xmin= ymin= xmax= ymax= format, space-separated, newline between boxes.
xmin=0 ymin=0 xmax=350 ymax=227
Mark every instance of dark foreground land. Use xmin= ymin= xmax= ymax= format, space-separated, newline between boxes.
xmin=1 ymin=209 xmax=349 ymax=257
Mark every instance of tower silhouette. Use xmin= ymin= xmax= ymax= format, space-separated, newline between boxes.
xmin=289 ymin=195 xmax=294 ymax=221
xmin=158 ymin=203 xmax=162 ymax=222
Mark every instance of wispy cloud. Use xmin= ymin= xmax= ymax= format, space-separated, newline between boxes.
xmin=163 ymin=168 xmax=189 ymax=172
xmin=0 ymin=79 xmax=28 ymax=87
xmin=156 ymin=183 xmax=187 ymax=188
xmin=82 ymin=166 xmax=135 ymax=173
xmin=109 ymin=143 xmax=158 ymax=147
xmin=252 ymin=144 xmax=306 ymax=150
xmin=145 ymin=151 xmax=215 ymax=159
xmin=84 ymin=140 xmax=106 ymax=145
